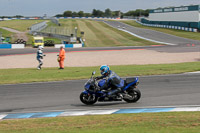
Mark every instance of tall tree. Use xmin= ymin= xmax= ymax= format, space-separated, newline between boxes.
xmin=84 ymin=13 xmax=92 ymax=17
xmin=92 ymin=9 xmax=97 ymax=17
xmin=72 ymin=12 xmax=78 ymax=17
xmin=55 ymin=14 xmax=63 ymax=17
xmin=78 ymin=11 xmax=84 ymax=17
xmin=112 ymin=11 xmax=120 ymax=17
xmin=63 ymin=11 xmax=72 ymax=17
xmin=105 ymin=8 xmax=112 ymax=17
xmin=92 ymin=9 xmax=104 ymax=17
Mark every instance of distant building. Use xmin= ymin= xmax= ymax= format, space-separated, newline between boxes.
xmin=141 ymin=5 xmax=200 ymax=31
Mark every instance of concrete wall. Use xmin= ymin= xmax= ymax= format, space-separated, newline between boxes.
xmin=199 ymin=13 xmax=200 ymax=21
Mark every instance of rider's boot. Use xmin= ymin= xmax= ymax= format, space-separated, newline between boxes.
xmin=116 ymin=93 xmax=123 ymax=100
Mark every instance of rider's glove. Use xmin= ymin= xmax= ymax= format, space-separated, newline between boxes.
xmin=95 ymin=76 xmax=101 ymax=80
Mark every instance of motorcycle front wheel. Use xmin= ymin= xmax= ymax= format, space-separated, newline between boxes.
xmin=123 ymin=89 xmax=141 ymax=103
xmin=80 ymin=92 xmax=97 ymax=105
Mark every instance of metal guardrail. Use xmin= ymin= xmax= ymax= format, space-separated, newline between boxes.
xmin=50 ymin=18 xmax=60 ymax=26
xmin=136 ymin=20 xmax=198 ymax=32
xmin=29 ymin=21 xmax=47 ymax=34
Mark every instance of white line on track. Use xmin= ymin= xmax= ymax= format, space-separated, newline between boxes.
xmin=118 ymin=28 xmax=177 ymax=46
xmin=59 ymin=109 xmax=119 ymax=117
xmin=185 ymin=71 xmax=200 ymax=74
xmin=0 ymin=114 xmax=7 ymax=120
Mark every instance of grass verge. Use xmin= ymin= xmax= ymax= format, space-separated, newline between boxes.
xmin=0 ymin=28 xmax=14 ymax=38
xmin=0 ymin=20 xmax=44 ymax=32
xmin=0 ymin=28 xmax=16 ymax=43
xmin=0 ymin=112 xmax=200 ymax=133
xmin=0 ymin=62 xmax=200 ymax=84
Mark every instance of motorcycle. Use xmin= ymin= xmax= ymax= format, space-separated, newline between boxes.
xmin=80 ymin=71 xmax=141 ymax=105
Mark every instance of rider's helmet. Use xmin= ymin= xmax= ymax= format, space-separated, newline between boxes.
xmin=38 ymin=45 xmax=43 ymax=50
xmin=100 ymin=65 xmax=110 ymax=76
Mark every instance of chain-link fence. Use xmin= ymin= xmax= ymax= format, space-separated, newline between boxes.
xmin=29 ymin=21 xmax=47 ymax=34
xmin=29 ymin=20 xmax=78 ymax=43
xmin=42 ymin=26 xmax=76 ymax=36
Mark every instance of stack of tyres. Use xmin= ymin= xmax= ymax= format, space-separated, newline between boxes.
xmin=44 ymin=40 xmax=54 ymax=46
xmin=15 ymin=39 xmax=26 ymax=45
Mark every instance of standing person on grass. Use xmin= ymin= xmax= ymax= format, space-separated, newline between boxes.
xmin=58 ymin=46 xmax=66 ymax=69
xmin=36 ymin=46 xmax=45 ymax=70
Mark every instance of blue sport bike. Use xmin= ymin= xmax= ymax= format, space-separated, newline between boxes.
xmin=80 ymin=71 xmax=141 ymax=105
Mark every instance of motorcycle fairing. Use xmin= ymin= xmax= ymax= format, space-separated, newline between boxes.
xmin=123 ymin=77 xmax=138 ymax=91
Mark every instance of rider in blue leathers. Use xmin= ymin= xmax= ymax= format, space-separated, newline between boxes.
xmin=96 ymin=65 xmax=124 ymax=99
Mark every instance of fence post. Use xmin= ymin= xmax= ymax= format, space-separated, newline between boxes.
xmin=0 ymin=32 xmax=2 ymax=44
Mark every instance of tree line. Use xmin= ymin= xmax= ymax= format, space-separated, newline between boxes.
xmin=55 ymin=8 xmax=149 ymax=18
xmin=0 ymin=8 xmax=149 ymax=18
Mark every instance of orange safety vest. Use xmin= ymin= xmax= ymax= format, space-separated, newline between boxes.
xmin=59 ymin=48 xmax=66 ymax=59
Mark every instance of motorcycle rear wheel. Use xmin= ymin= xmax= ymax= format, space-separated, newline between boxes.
xmin=80 ymin=92 xmax=97 ymax=105
xmin=123 ymin=88 xmax=141 ymax=103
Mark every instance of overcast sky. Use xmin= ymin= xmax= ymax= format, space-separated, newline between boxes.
xmin=0 ymin=0 xmax=199 ymax=16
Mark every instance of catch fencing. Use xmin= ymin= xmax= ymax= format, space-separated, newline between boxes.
xmin=50 ymin=18 xmax=60 ymax=26
xmin=29 ymin=21 xmax=47 ymax=34
xmin=29 ymin=19 xmax=76 ymax=42
xmin=42 ymin=27 xmax=76 ymax=37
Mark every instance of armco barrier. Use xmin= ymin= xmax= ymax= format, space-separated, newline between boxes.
xmin=0 ymin=43 xmax=83 ymax=49
xmin=55 ymin=43 xmax=83 ymax=48
xmin=0 ymin=44 xmax=11 ymax=49
xmin=0 ymin=44 xmax=25 ymax=49
xmin=136 ymin=21 xmax=198 ymax=32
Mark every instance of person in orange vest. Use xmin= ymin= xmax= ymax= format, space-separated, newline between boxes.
xmin=58 ymin=46 xmax=66 ymax=69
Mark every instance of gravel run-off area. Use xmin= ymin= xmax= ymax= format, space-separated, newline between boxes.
xmin=0 ymin=49 xmax=199 ymax=69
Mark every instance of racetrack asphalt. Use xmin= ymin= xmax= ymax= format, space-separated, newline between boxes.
xmin=0 ymin=73 xmax=199 ymax=114
xmin=104 ymin=21 xmax=200 ymax=46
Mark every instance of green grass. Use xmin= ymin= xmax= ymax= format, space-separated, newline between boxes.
xmin=0 ymin=62 xmax=200 ymax=84
xmin=0 ymin=28 xmax=15 ymax=43
xmin=0 ymin=20 xmax=59 ymax=45
xmin=0 ymin=112 xmax=200 ymax=133
xmin=44 ymin=19 xmax=161 ymax=47
xmin=79 ymin=19 xmax=161 ymax=47
xmin=0 ymin=20 xmax=44 ymax=32
xmin=121 ymin=20 xmax=200 ymax=41
xmin=44 ymin=37 xmax=62 ymax=44
xmin=0 ymin=28 xmax=14 ymax=38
